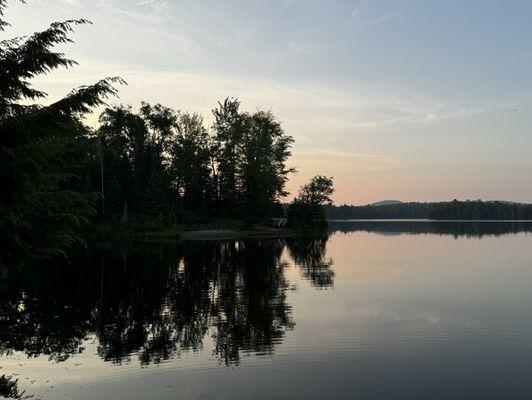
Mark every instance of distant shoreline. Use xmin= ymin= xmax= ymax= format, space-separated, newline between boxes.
xmin=328 ymin=219 xmax=532 ymax=222
xmin=327 ymin=201 xmax=532 ymax=221
xmin=182 ymin=220 xmax=532 ymax=241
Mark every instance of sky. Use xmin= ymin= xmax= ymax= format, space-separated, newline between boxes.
xmin=4 ymin=0 xmax=532 ymax=204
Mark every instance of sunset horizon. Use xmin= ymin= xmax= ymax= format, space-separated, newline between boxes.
xmin=3 ymin=2 xmax=532 ymax=399
xmin=5 ymin=0 xmax=531 ymax=205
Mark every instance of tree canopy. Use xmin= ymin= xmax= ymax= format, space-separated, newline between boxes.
xmin=0 ymin=1 xmax=333 ymax=263
xmin=288 ymin=176 xmax=335 ymax=230
xmin=297 ymin=175 xmax=334 ymax=206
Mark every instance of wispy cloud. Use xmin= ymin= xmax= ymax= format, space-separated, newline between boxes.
xmin=30 ymin=59 xmax=504 ymax=139
xmin=297 ymin=149 xmax=402 ymax=171
xmin=346 ymin=1 xmax=412 ymax=29
xmin=126 ymin=0 xmax=173 ymax=23
xmin=285 ymin=41 xmax=315 ymax=56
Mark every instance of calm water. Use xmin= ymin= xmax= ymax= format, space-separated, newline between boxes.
xmin=2 ymin=221 xmax=532 ymax=399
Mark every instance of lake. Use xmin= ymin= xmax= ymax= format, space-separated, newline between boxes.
xmin=2 ymin=221 xmax=532 ymax=399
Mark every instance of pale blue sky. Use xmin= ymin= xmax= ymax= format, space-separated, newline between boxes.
xmin=5 ymin=0 xmax=532 ymax=204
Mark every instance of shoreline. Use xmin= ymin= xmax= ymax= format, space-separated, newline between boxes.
xmin=182 ymin=227 xmax=297 ymax=241
xmin=328 ymin=219 xmax=532 ymax=222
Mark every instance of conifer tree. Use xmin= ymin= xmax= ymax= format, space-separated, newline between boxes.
xmin=0 ymin=2 xmax=122 ymax=259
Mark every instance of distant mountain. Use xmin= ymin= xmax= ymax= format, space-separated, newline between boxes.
xmin=368 ymin=200 xmax=403 ymax=207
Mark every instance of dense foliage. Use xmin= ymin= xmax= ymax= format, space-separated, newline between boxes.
xmin=0 ymin=2 xmax=314 ymax=262
xmin=326 ymin=200 xmax=532 ymax=220
xmin=289 ymin=175 xmax=335 ymax=230
xmin=91 ymin=99 xmax=294 ymax=227
xmin=0 ymin=4 xmax=123 ymax=260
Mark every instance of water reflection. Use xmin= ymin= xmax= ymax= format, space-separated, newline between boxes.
xmin=3 ymin=224 xmax=532 ymax=399
xmin=0 ymin=238 xmax=332 ymax=367
xmin=286 ymin=235 xmax=335 ymax=288
xmin=0 ymin=375 xmax=26 ymax=399
xmin=330 ymin=220 xmax=532 ymax=237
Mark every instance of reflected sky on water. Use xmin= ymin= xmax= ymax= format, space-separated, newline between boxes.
xmin=2 ymin=222 xmax=532 ymax=399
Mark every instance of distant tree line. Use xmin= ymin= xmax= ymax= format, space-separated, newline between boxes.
xmin=429 ymin=200 xmax=532 ymax=220
xmin=0 ymin=2 xmax=333 ymax=261
xmin=326 ymin=200 xmax=532 ymax=220
xmin=326 ymin=202 xmax=436 ymax=219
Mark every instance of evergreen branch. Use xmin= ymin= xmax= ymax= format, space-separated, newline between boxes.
xmin=0 ymin=18 xmax=91 ymax=104
xmin=49 ymin=77 xmax=127 ymax=115
xmin=0 ymin=1 xmax=26 ymax=32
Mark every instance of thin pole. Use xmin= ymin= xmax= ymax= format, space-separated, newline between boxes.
xmin=99 ymin=136 xmax=105 ymax=216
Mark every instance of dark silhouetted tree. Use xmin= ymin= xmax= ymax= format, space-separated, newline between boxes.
xmin=211 ymin=98 xmax=246 ymax=213
xmin=170 ymin=112 xmax=212 ymax=212
xmin=239 ymin=111 xmax=294 ymax=224
xmin=289 ymin=176 xmax=334 ymax=230
xmin=0 ymin=3 xmax=122 ymax=260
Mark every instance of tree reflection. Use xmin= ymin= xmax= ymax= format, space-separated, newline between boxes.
xmin=207 ymin=240 xmax=293 ymax=365
xmin=0 ymin=238 xmax=331 ymax=366
xmin=286 ymin=235 xmax=334 ymax=288
xmin=329 ymin=220 xmax=532 ymax=238
xmin=0 ymin=259 xmax=94 ymax=362
xmin=0 ymin=375 xmax=27 ymax=399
